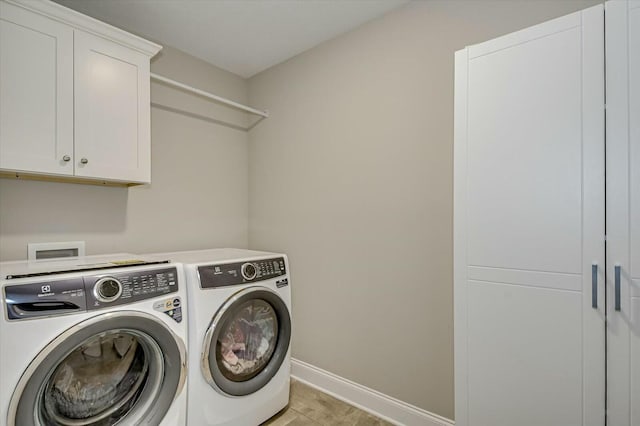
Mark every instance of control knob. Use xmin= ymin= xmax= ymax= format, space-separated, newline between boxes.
xmin=94 ymin=277 xmax=123 ymax=302
xmin=241 ymin=263 xmax=257 ymax=280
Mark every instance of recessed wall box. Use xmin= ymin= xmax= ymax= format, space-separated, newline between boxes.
xmin=28 ymin=241 xmax=86 ymax=261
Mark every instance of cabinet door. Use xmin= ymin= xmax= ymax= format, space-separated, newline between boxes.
xmin=454 ymin=5 xmax=605 ymax=426
xmin=0 ymin=1 xmax=73 ymax=175
xmin=74 ymin=30 xmax=151 ymax=183
xmin=606 ymin=1 xmax=640 ymax=425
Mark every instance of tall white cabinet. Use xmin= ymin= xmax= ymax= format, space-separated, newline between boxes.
xmin=0 ymin=0 xmax=161 ymax=185
xmin=607 ymin=1 xmax=640 ymax=425
xmin=454 ymin=1 xmax=639 ymax=425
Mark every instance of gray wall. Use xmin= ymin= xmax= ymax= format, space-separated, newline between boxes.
xmin=0 ymin=46 xmax=250 ymax=260
xmin=248 ymin=0 xmax=600 ymax=419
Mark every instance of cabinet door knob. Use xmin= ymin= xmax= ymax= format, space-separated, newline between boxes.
xmin=62 ymin=155 xmax=71 ymax=162
xmin=80 ymin=158 xmax=89 ymax=164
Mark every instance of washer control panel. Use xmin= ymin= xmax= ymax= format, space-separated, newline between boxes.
xmin=4 ymin=267 xmax=179 ymax=320
xmin=85 ymin=267 xmax=178 ymax=309
xmin=198 ymin=257 xmax=286 ymax=289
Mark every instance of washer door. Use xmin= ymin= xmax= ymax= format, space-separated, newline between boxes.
xmin=202 ymin=287 xmax=291 ymax=396
xmin=8 ymin=311 xmax=186 ymax=426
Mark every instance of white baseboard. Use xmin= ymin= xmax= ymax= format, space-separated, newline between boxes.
xmin=290 ymin=358 xmax=455 ymax=426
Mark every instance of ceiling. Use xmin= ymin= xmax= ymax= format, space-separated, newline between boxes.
xmin=53 ymin=0 xmax=409 ymax=78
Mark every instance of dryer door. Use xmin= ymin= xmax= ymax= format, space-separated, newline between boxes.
xmin=202 ymin=286 xmax=291 ymax=396
xmin=8 ymin=311 xmax=186 ymax=426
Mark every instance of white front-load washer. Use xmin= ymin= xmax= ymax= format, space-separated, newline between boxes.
xmin=150 ymin=249 xmax=292 ymax=426
xmin=0 ymin=254 xmax=188 ymax=426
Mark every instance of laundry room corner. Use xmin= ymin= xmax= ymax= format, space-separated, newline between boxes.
xmin=247 ymin=0 xmax=600 ymax=421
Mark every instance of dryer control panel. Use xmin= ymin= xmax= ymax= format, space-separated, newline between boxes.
xmin=198 ymin=257 xmax=286 ymax=289
xmin=4 ymin=267 xmax=178 ymax=320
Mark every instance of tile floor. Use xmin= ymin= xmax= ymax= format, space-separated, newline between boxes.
xmin=262 ymin=379 xmax=393 ymax=426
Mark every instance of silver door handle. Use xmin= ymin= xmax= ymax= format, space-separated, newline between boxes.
xmin=592 ymin=264 xmax=598 ymax=309
xmin=615 ymin=265 xmax=621 ymax=312
xmin=80 ymin=158 xmax=88 ymax=164
xmin=62 ymin=155 xmax=71 ymax=162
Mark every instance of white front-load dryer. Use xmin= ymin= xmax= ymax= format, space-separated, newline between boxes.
xmin=0 ymin=254 xmax=188 ymax=426
xmin=150 ymin=249 xmax=292 ymax=426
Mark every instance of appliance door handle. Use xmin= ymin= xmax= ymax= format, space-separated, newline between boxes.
xmin=592 ymin=263 xmax=598 ymax=309
xmin=9 ymin=301 xmax=81 ymax=318
xmin=615 ymin=265 xmax=621 ymax=312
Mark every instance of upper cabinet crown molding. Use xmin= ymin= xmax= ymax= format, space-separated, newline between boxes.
xmin=3 ymin=0 xmax=161 ymax=56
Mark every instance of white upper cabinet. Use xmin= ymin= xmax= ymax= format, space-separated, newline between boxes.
xmin=74 ymin=30 xmax=151 ymax=183
xmin=454 ymin=4 xmax=605 ymax=426
xmin=0 ymin=0 xmax=161 ymax=184
xmin=0 ymin=1 xmax=73 ymax=175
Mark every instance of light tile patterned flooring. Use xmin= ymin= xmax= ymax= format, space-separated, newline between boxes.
xmin=262 ymin=379 xmax=393 ymax=426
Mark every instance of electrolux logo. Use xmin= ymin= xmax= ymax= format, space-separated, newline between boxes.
xmin=38 ymin=284 xmax=55 ymax=297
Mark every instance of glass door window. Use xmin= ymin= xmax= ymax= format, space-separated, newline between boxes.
xmin=203 ymin=287 xmax=291 ymax=396
xmin=41 ymin=331 xmax=160 ymax=425
xmin=216 ymin=299 xmax=279 ymax=382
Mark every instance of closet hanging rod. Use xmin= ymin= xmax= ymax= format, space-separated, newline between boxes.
xmin=150 ymin=73 xmax=269 ymax=118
